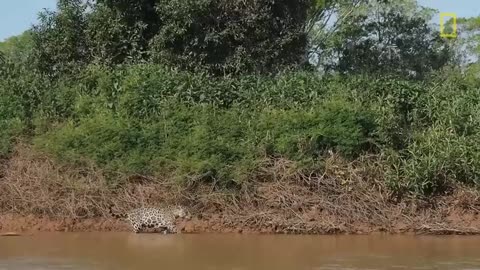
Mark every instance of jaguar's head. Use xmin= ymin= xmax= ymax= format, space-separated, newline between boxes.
xmin=173 ymin=206 xmax=191 ymax=220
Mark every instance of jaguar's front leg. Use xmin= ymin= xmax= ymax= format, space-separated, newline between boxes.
xmin=167 ymin=224 xmax=177 ymax=234
xmin=130 ymin=220 xmax=140 ymax=233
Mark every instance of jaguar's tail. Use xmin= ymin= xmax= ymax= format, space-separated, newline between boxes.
xmin=109 ymin=204 xmax=127 ymax=219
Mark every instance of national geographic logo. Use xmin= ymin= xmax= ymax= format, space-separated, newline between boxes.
xmin=440 ymin=13 xmax=457 ymax=38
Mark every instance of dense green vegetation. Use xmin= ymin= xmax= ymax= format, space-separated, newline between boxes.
xmin=1 ymin=0 xmax=480 ymax=197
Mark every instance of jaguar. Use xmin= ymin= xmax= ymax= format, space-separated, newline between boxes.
xmin=109 ymin=205 xmax=190 ymax=234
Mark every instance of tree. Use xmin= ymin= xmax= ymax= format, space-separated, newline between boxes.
xmin=306 ymin=0 xmax=366 ymax=70
xmin=0 ymin=31 xmax=34 ymax=63
xmin=456 ymin=16 xmax=480 ymax=64
xmin=30 ymin=0 xmax=312 ymax=76
xmin=31 ymin=0 xmax=89 ymax=78
xmin=308 ymin=0 xmax=453 ymax=78
xmin=454 ymin=16 xmax=480 ymax=81
xmin=86 ymin=0 xmax=160 ymax=65
xmin=150 ymin=0 xmax=310 ymax=75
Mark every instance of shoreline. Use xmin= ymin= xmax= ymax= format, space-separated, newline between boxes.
xmin=2 ymin=214 xmax=480 ymax=236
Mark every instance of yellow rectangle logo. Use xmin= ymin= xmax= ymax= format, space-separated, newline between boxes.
xmin=440 ymin=13 xmax=457 ymax=38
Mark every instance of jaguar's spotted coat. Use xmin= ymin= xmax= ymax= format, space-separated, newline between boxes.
xmin=109 ymin=205 xmax=189 ymax=233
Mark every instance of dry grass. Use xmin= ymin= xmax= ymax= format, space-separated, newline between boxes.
xmin=1 ymin=144 xmax=480 ymax=234
xmin=0 ymin=144 xmax=178 ymax=219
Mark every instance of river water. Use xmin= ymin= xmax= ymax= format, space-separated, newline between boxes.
xmin=0 ymin=233 xmax=479 ymax=270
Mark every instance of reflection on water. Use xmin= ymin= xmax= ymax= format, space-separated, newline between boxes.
xmin=0 ymin=233 xmax=480 ymax=270
xmin=0 ymin=258 xmax=93 ymax=270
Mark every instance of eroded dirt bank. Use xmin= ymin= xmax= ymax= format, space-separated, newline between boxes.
xmin=1 ymin=145 xmax=480 ymax=235
xmin=2 ymin=213 xmax=480 ymax=235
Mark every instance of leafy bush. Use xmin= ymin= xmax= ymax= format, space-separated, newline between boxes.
xmin=107 ymin=65 xmax=330 ymax=114
xmin=256 ymin=99 xmax=376 ymax=159
xmin=387 ymin=126 xmax=480 ymax=195
xmin=383 ymin=69 xmax=480 ymax=195
xmin=3 ymin=58 xmax=480 ymax=196
xmin=0 ymin=94 xmax=24 ymax=156
xmin=34 ymin=95 xmax=377 ymax=186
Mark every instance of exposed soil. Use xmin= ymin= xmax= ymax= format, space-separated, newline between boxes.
xmin=1 ymin=145 xmax=480 ymax=235
xmin=2 ymin=212 xmax=480 ymax=235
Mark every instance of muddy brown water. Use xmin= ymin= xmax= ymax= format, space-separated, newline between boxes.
xmin=0 ymin=233 xmax=480 ymax=270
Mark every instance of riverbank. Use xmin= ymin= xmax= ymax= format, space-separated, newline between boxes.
xmin=2 ymin=213 xmax=480 ymax=235
xmin=1 ymin=145 xmax=480 ymax=235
